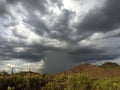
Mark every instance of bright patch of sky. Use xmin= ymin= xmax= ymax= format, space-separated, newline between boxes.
xmin=0 ymin=59 xmax=45 ymax=73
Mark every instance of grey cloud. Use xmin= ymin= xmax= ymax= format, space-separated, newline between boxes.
xmin=51 ymin=0 xmax=63 ymax=8
xmin=0 ymin=0 xmax=48 ymax=19
xmin=43 ymin=49 xmax=119 ymax=73
xmin=104 ymin=29 xmax=120 ymax=39
xmin=77 ymin=0 xmax=120 ymax=32
xmin=49 ymin=9 xmax=76 ymax=42
xmin=0 ymin=44 xmax=14 ymax=60
xmin=0 ymin=43 xmax=45 ymax=62
xmin=69 ymin=48 xmax=120 ymax=61
xmin=0 ymin=0 xmax=120 ymax=73
xmin=0 ymin=1 xmax=9 ymax=17
xmin=5 ymin=0 xmax=20 ymax=4
xmin=24 ymin=17 xmax=50 ymax=36
xmin=21 ymin=0 xmax=48 ymax=15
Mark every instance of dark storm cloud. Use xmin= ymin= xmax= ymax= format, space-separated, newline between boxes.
xmin=0 ymin=41 xmax=15 ymax=60
xmin=5 ymin=0 xmax=20 ymax=4
xmin=12 ymin=52 xmax=43 ymax=62
xmin=5 ymin=0 xmax=63 ymax=16
xmin=24 ymin=17 xmax=50 ymax=36
xmin=0 ymin=44 xmax=45 ymax=62
xmin=49 ymin=9 xmax=76 ymax=42
xmin=69 ymin=49 xmax=119 ymax=61
xmin=21 ymin=0 xmax=48 ymax=15
xmin=77 ymin=0 xmax=120 ymax=32
xmin=11 ymin=44 xmax=52 ymax=62
xmin=0 ymin=0 xmax=49 ymax=19
xmin=43 ymin=49 xmax=120 ymax=73
xmin=0 ymin=0 xmax=120 ymax=73
xmin=0 ymin=1 xmax=9 ymax=17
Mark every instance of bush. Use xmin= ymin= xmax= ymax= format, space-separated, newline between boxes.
xmin=0 ymin=72 xmax=120 ymax=90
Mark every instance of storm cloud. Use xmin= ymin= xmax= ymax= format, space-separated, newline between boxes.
xmin=0 ymin=0 xmax=120 ymax=73
xmin=78 ymin=0 xmax=120 ymax=32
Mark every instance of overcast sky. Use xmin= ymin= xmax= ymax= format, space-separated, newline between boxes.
xmin=0 ymin=0 xmax=120 ymax=73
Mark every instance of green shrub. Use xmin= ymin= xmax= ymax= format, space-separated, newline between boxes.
xmin=0 ymin=72 xmax=120 ymax=90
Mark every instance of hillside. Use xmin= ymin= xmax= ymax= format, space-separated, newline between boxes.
xmin=0 ymin=62 xmax=120 ymax=90
xmin=62 ymin=62 xmax=120 ymax=78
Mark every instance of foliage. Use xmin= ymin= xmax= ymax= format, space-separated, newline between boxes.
xmin=0 ymin=72 xmax=120 ymax=90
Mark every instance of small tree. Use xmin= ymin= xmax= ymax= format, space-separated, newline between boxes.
xmin=28 ymin=67 xmax=31 ymax=75
xmin=11 ymin=68 xmax=14 ymax=74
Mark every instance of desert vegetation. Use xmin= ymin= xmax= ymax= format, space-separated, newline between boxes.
xmin=0 ymin=62 xmax=120 ymax=90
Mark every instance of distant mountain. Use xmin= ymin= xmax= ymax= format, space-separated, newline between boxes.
xmin=99 ymin=62 xmax=119 ymax=68
xmin=62 ymin=62 xmax=120 ymax=78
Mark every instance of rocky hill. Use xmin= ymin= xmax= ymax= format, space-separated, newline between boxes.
xmin=62 ymin=62 xmax=120 ymax=78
